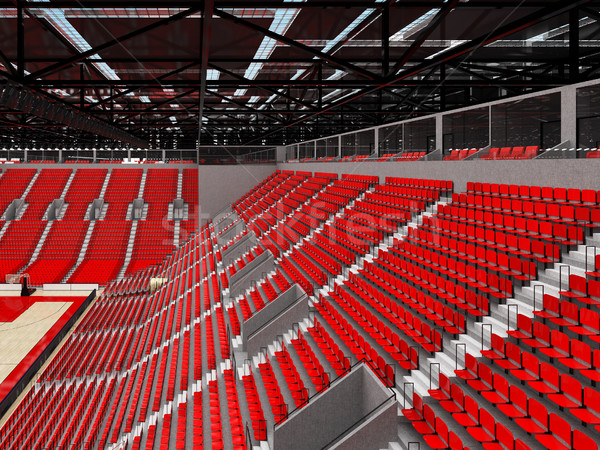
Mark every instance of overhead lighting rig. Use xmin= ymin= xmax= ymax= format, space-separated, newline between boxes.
xmin=0 ymin=81 xmax=149 ymax=148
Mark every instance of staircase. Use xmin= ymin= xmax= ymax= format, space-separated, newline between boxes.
xmin=0 ymin=222 xmax=10 ymax=240
xmin=21 ymin=222 xmax=53 ymax=270
xmin=62 ymin=221 xmax=97 ymax=283
xmin=61 ymin=170 xmax=77 ymax=198
xmin=173 ymin=169 xmax=183 ymax=248
xmin=21 ymin=170 xmax=40 ymax=199
xmin=99 ymin=170 xmax=112 ymax=198
xmin=117 ymin=170 xmax=147 ymax=280
xmin=12 ymin=170 xmax=41 ymax=220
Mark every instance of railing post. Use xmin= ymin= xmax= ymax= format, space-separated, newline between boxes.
xmin=455 ymin=343 xmax=466 ymax=371
xmin=259 ymin=347 xmax=267 ymax=364
xmin=403 ymin=382 xmax=414 ymax=409
xmin=429 ymin=362 xmax=440 ymax=390
xmin=481 ymin=323 xmax=492 ymax=351
xmin=586 ymin=245 xmax=596 ymax=273
xmin=559 ymin=265 xmax=570 ymax=292
xmin=506 ymin=304 xmax=518 ymax=331
xmin=533 ymin=284 xmax=544 ymax=312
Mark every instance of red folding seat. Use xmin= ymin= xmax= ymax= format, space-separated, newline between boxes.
xmin=573 ymin=430 xmax=596 ymax=450
xmin=423 ymin=417 xmax=450 ymax=449
xmin=495 ymin=342 xmax=521 ymax=371
xmin=398 ymin=346 xmax=418 ymax=371
xmin=550 ymin=300 xmax=579 ymax=328
xmin=581 ymin=349 xmax=600 ymax=383
xmin=570 ymin=387 xmax=600 ymax=425
xmin=482 ymin=373 xmax=509 ymax=405
xmin=483 ymin=148 xmax=500 ymax=160
xmin=548 ymin=374 xmax=582 ymax=409
xmin=515 ymin=398 xmax=548 ymax=434
xmin=559 ymin=339 xmax=591 ymax=371
xmin=535 ymin=414 xmax=571 ymax=450
xmin=581 ymin=189 xmax=597 ymax=204
xmin=498 ymin=385 xmax=527 ymax=419
xmin=528 ymin=362 xmax=559 ymax=395
xmin=496 ymin=147 xmax=511 ymax=159
xmin=539 ymin=330 xmax=569 ymax=359
xmin=481 ymin=333 xmax=505 ymax=361
xmin=467 ymin=408 xmax=496 ymax=442
xmin=455 ymin=353 xmax=478 ymax=380
xmin=521 ymin=145 xmax=538 ymax=159
xmin=452 ymin=394 xmax=479 ymax=427
xmin=428 ymin=373 xmax=451 ymax=401
xmin=522 ymin=321 xmax=550 ymax=350
xmin=510 ymin=147 xmax=525 ymax=159
xmin=413 ymin=404 xmax=436 ymax=435
xmin=440 ymin=383 xmax=464 ymax=413
xmin=585 ymin=279 xmax=600 ymax=306
xmin=532 ymin=294 xmax=560 ymax=320
xmin=510 ymin=351 xmax=539 ymax=382
xmin=507 ymin=314 xmax=532 ymax=340
xmin=448 ymin=431 xmax=464 ymax=450
xmin=559 ymin=274 xmax=588 ymax=301
xmin=485 ymin=422 xmax=513 ymax=450
xmin=468 ymin=363 xmax=493 ymax=392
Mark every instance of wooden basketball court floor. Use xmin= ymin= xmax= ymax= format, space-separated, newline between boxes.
xmin=0 ymin=289 xmax=98 ymax=423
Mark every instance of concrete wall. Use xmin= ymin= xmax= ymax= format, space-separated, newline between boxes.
xmin=198 ymin=164 xmax=276 ymax=221
xmin=278 ymin=159 xmax=600 ymax=194
xmin=228 ymin=251 xmax=275 ymax=298
xmin=243 ymin=285 xmax=308 ymax=356
xmin=272 ymin=364 xmax=397 ymax=450
xmin=222 ymin=233 xmax=258 ymax=267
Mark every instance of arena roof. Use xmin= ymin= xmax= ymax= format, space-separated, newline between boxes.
xmin=0 ymin=0 xmax=598 ymax=150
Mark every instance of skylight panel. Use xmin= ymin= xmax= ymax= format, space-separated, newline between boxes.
xmin=525 ymin=16 xmax=594 ymax=42
xmin=234 ymin=1 xmax=305 ymax=97
xmin=390 ymin=9 xmax=441 ymax=42
xmin=321 ymin=1 xmax=385 ymax=54
xmin=425 ymin=40 xmax=465 ymax=60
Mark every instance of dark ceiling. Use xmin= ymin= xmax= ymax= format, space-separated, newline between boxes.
xmin=0 ymin=0 xmax=598 ymax=152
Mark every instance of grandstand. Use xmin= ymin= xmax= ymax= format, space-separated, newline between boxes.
xmin=0 ymin=2 xmax=600 ymax=450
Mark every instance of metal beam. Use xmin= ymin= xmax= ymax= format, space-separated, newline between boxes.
xmin=570 ymin=7 xmax=580 ymax=83
xmin=26 ymin=6 xmax=203 ymax=81
xmin=205 ymin=89 xmax=284 ymax=123
xmin=582 ymin=6 xmax=600 ymax=21
xmin=208 ymin=62 xmax=316 ymax=110
xmin=86 ymin=61 xmax=200 ymax=110
xmin=16 ymin=1 xmax=24 ymax=81
xmin=0 ymin=1 xmax=569 ymax=7
xmin=242 ymin=0 xmax=591 ymax=144
xmin=459 ymin=62 xmax=564 ymax=84
xmin=388 ymin=0 xmax=460 ymax=76
xmin=381 ymin=3 xmax=389 ymax=76
xmin=197 ymin=0 xmax=214 ymax=147
xmin=30 ymin=79 xmax=566 ymax=88
xmin=0 ymin=48 xmax=16 ymax=78
xmin=213 ymin=8 xmax=380 ymax=80
xmin=116 ymin=88 xmax=197 ymax=123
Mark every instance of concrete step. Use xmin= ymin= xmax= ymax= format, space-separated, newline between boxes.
xmin=21 ymin=170 xmax=40 ymax=198
xmin=60 ymin=170 xmax=76 ymax=198
xmin=22 ymin=221 xmax=53 ymax=268
xmin=62 ymin=221 xmax=96 ymax=282
xmin=173 ymin=222 xmax=181 ymax=248
xmin=117 ymin=221 xmax=139 ymax=280
xmin=98 ymin=170 xmax=112 ymax=198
